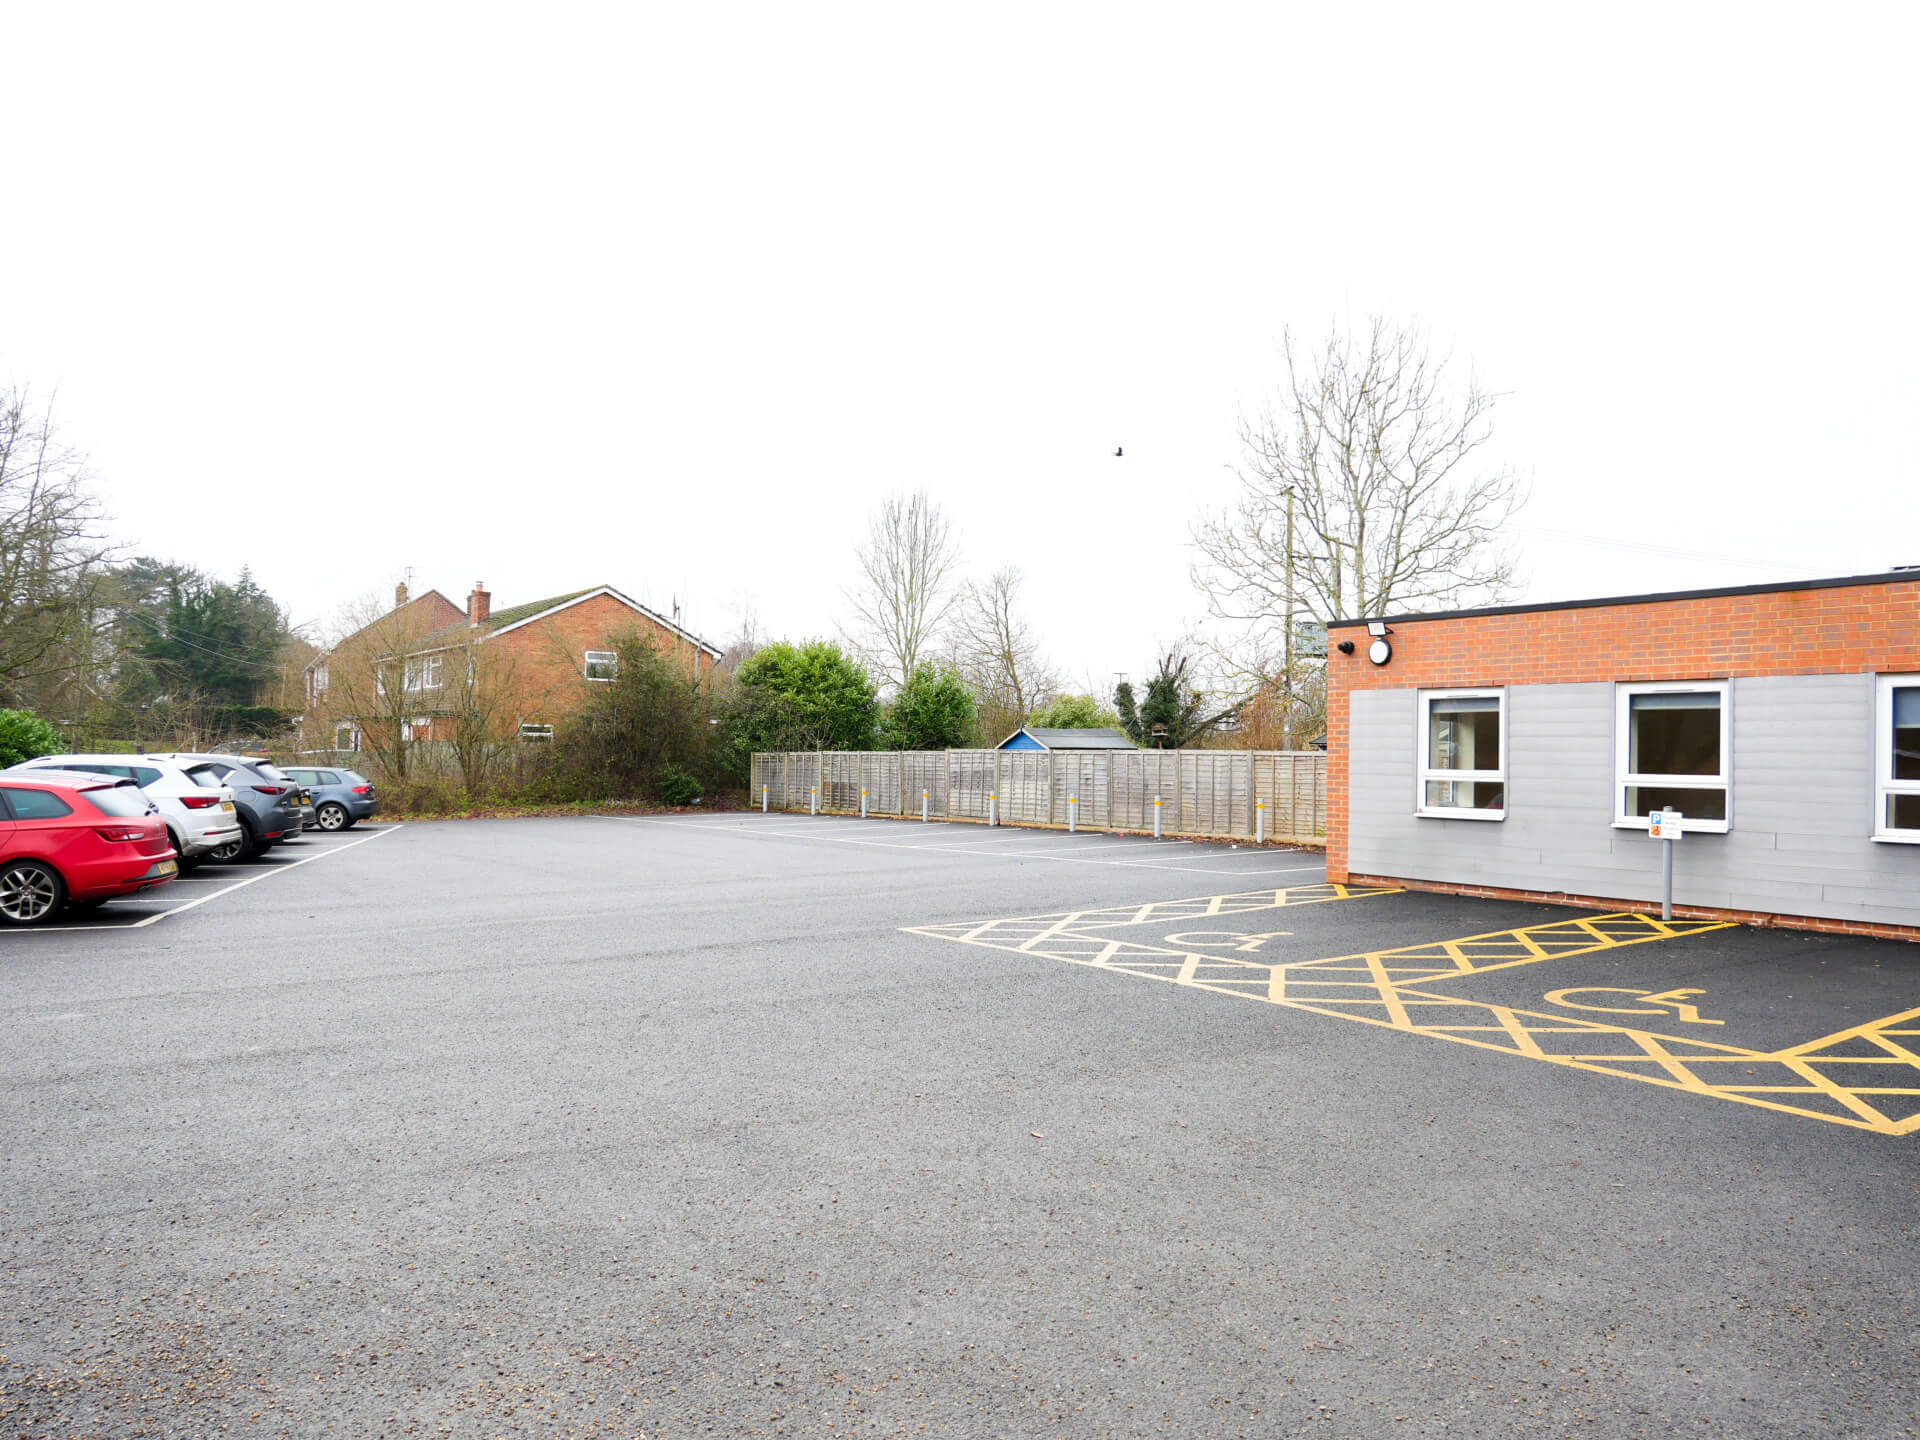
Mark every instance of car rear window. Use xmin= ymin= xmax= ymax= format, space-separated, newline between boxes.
xmin=184 ymin=764 xmax=226 ymax=788
xmin=253 ymin=763 xmax=291 ymax=782
xmin=7 ymin=788 xmax=75 ymax=819
xmin=84 ymin=786 xmax=155 ymax=818
xmin=130 ymin=765 xmax=163 ymax=785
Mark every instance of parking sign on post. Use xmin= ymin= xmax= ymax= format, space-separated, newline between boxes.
xmin=1650 ymin=809 xmax=1683 ymax=919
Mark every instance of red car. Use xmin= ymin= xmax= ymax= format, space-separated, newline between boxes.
xmin=0 ymin=771 xmax=180 ymax=926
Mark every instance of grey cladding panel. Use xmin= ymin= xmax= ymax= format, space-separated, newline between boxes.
xmin=1346 ymin=675 xmax=1920 ymax=927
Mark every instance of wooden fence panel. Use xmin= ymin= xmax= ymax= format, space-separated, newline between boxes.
xmin=947 ymin=750 xmax=996 ymax=820
xmin=749 ymin=749 xmax=1325 ymax=836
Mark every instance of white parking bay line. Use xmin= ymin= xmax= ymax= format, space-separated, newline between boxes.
xmin=130 ymin=823 xmax=406 ymax=927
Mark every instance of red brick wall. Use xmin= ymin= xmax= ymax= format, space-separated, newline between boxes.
xmin=491 ymin=593 xmax=716 ymax=731
xmin=1324 ymin=577 xmax=1920 ymax=881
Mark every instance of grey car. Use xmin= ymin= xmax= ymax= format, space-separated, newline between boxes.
xmin=283 ymin=767 xmax=379 ymax=831
xmin=150 ymin=753 xmax=306 ymax=860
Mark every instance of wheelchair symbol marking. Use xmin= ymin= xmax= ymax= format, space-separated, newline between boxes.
xmin=1164 ymin=930 xmax=1294 ymax=954
xmin=1543 ymin=986 xmax=1724 ymax=1025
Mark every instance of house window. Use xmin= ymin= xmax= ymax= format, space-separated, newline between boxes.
xmin=334 ymin=723 xmax=359 ymax=752
xmin=404 ymin=655 xmax=443 ymax=692
xmin=1416 ymin=690 xmax=1506 ymax=818
xmin=519 ymin=721 xmax=554 ymax=742
xmin=1615 ymin=682 xmax=1730 ymax=831
xmin=585 ymin=650 xmax=618 ymax=682
xmin=1875 ymin=675 xmax=1920 ymax=842
xmin=406 ymin=716 xmax=433 ymax=742
xmin=312 ymin=664 xmax=329 ymax=696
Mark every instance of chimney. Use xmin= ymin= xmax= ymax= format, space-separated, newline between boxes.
xmin=395 ymin=580 xmax=409 ymax=609
xmin=468 ymin=581 xmax=491 ymax=626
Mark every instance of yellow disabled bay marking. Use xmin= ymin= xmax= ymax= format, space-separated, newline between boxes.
xmin=905 ymin=889 xmax=1920 ymax=1135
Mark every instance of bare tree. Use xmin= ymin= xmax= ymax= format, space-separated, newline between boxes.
xmin=844 ymin=490 xmax=959 ymax=695
xmin=948 ymin=565 xmax=1055 ymax=740
xmin=0 ymin=388 xmax=117 ymax=707
xmin=1192 ymin=318 xmax=1526 ymax=722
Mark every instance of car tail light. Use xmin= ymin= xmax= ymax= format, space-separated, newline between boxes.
xmin=253 ymin=784 xmax=288 ymax=795
xmin=180 ymin=794 xmax=220 ymax=809
xmin=351 ymin=785 xmax=372 ymax=796
xmin=95 ymin=826 xmax=148 ymax=842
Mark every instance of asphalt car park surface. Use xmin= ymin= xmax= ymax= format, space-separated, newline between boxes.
xmin=3 ymin=813 xmax=1918 ymax=1438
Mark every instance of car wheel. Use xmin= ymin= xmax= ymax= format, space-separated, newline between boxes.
xmin=0 ymin=860 xmax=66 ymax=927
xmin=316 ymin=802 xmax=350 ymax=832
xmin=165 ymin=829 xmax=196 ymax=871
xmin=206 ymin=836 xmax=245 ymax=863
xmin=237 ymin=816 xmax=269 ymax=861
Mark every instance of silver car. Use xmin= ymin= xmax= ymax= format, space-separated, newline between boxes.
xmin=147 ymin=753 xmax=306 ymax=861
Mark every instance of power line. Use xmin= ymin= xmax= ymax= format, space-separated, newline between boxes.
xmin=122 ymin=609 xmax=288 ymax=671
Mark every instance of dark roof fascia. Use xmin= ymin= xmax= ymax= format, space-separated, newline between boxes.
xmin=1327 ymin=569 xmax=1920 ymax=631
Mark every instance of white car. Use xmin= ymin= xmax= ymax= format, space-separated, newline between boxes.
xmin=6 ymin=754 xmax=245 ymax=869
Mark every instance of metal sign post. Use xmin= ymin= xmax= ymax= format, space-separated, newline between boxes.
xmin=1649 ymin=808 xmax=1683 ymax=919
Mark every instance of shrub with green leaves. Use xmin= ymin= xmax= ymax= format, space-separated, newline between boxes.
xmin=884 ymin=664 xmax=974 ymax=750
xmin=0 ymin=709 xmax=62 ymax=768
xmin=656 ymin=763 xmax=703 ymax=806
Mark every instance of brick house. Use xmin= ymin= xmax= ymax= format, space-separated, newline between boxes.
xmin=304 ymin=580 xmax=723 ymax=755
xmin=1324 ymin=569 xmax=1920 ymax=940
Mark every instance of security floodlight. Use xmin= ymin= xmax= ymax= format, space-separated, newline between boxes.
xmin=1367 ymin=621 xmax=1389 ymax=637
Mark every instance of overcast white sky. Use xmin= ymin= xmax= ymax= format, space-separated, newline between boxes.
xmin=4 ymin=3 xmax=1916 ymax=692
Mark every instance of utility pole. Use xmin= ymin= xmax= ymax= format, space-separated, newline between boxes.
xmin=1282 ymin=486 xmax=1295 ymax=750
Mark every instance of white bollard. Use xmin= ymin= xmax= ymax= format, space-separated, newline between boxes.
xmin=1068 ymin=795 xmax=1077 ymax=833
xmin=922 ymin=789 xmax=930 ymax=823
xmin=988 ymin=793 xmax=997 ymax=827
xmin=1256 ymin=798 xmax=1265 ymax=845
xmin=810 ymin=786 xmax=818 ymax=816
xmin=861 ymin=787 xmax=868 ymax=819
xmin=762 ymin=785 xmax=768 ymax=814
xmin=1153 ymin=795 xmax=1162 ymax=839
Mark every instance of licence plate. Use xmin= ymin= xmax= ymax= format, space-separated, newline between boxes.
xmin=155 ymin=859 xmax=178 ymax=876
xmin=220 ymin=801 xmax=235 ymax=812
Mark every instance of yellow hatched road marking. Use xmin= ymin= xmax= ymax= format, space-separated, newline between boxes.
xmin=905 ymin=888 xmax=1920 ymax=1135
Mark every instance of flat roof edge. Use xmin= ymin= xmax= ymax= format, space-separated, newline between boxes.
xmin=1327 ymin=569 xmax=1920 ymax=630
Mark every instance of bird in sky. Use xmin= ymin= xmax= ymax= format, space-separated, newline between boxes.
xmin=1113 ymin=446 xmax=1124 ymax=457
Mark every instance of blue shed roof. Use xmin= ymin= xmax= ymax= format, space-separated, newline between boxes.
xmin=996 ymin=727 xmax=1138 ymax=751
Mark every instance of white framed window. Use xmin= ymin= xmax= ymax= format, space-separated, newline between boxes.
xmin=376 ymin=668 xmax=387 ymax=698
xmin=312 ymin=664 xmax=329 ymax=696
xmin=1416 ymin=689 xmax=1507 ymax=819
xmin=334 ymin=722 xmax=358 ymax=752
xmin=404 ymin=655 xmax=444 ymax=691
xmin=1874 ymin=674 xmax=1920 ymax=843
xmin=519 ymin=720 xmax=554 ymax=742
xmin=406 ymin=716 xmax=432 ymax=742
xmin=584 ymin=650 xmax=618 ymax=682
xmin=1614 ymin=681 xmax=1730 ymax=832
